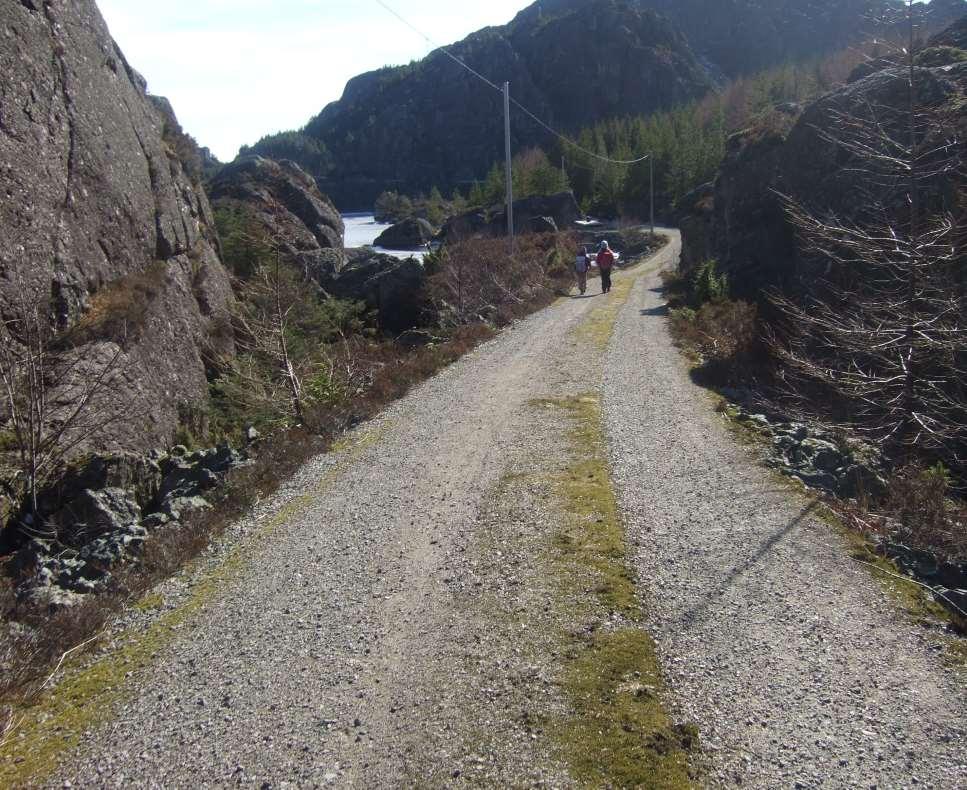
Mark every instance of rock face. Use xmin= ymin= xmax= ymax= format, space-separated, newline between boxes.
xmin=678 ymin=24 xmax=967 ymax=296
xmin=731 ymin=407 xmax=887 ymax=499
xmin=15 ymin=442 xmax=249 ymax=608
xmin=320 ymin=250 xmax=425 ymax=333
xmin=208 ymin=155 xmax=344 ymax=273
xmin=0 ymin=0 xmax=234 ymax=451
xmin=442 ymin=191 xmax=581 ymax=242
xmin=373 ymin=218 xmax=435 ymax=249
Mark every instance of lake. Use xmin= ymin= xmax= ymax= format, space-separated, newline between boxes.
xmin=342 ymin=213 xmax=426 ymax=260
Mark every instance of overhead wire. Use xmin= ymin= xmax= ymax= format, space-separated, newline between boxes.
xmin=372 ymin=0 xmax=651 ymax=166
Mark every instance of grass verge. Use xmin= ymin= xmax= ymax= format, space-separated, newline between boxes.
xmin=537 ymin=394 xmax=696 ymax=788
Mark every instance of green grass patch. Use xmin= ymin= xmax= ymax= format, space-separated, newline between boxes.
xmin=573 ymin=275 xmax=636 ymax=350
xmin=537 ymin=395 xmax=639 ymax=618
xmin=134 ymin=592 xmax=164 ymax=612
xmin=559 ymin=628 xmax=695 ymax=789
xmin=535 ymin=393 xmax=697 ymax=786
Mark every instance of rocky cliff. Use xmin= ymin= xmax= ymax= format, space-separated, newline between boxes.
xmin=0 ymin=0 xmax=234 ymax=452
xmin=209 ymin=156 xmax=345 ymax=278
xmin=678 ymin=18 xmax=967 ymax=297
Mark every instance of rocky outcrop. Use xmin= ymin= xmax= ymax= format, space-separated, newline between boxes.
xmin=731 ymin=407 xmax=887 ymax=499
xmin=15 ymin=442 xmax=249 ymax=609
xmin=442 ymin=191 xmax=581 ymax=242
xmin=0 ymin=0 xmax=234 ymax=452
xmin=208 ymin=156 xmax=344 ymax=275
xmin=320 ymin=250 xmax=425 ymax=333
xmin=678 ymin=31 xmax=967 ymax=296
xmin=373 ymin=218 xmax=435 ymax=249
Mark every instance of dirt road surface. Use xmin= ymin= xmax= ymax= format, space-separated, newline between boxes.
xmin=40 ymin=232 xmax=964 ymax=788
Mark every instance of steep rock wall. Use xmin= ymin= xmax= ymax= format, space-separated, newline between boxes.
xmin=678 ymin=21 xmax=967 ymax=297
xmin=0 ymin=0 xmax=234 ymax=451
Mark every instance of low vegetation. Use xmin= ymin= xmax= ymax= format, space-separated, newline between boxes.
xmin=663 ymin=264 xmax=762 ymax=389
xmin=541 ymin=394 xmax=696 ymax=788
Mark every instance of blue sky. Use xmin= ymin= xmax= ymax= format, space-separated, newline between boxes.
xmin=98 ymin=0 xmax=532 ymax=161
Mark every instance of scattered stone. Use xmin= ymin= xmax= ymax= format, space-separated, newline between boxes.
xmin=734 ymin=405 xmax=886 ymax=499
xmin=161 ymin=496 xmax=212 ymax=522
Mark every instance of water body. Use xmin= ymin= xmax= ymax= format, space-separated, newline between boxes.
xmin=342 ymin=213 xmax=426 ymax=260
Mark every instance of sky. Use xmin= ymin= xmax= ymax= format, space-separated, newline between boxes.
xmin=97 ymin=0 xmax=533 ymax=162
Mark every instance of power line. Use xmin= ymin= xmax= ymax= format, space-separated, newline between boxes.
xmin=372 ymin=0 xmax=651 ymax=166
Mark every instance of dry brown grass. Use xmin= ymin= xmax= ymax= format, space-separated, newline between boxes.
xmin=70 ymin=263 xmax=168 ymax=346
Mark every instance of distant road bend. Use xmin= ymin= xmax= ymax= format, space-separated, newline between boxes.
xmin=56 ymin=232 xmax=965 ymax=787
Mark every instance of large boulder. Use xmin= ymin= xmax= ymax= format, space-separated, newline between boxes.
xmin=442 ymin=191 xmax=581 ymax=242
xmin=320 ymin=250 xmax=425 ymax=333
xmin=208 ymin=155 xmax=344 ymax=274
xmin=0 ymin=0 xmax=235 ymax=452
xmin=373 ymin=217 xmax=435 ymax=249
xmin=52 ymin=488 xmax=142 ymax=544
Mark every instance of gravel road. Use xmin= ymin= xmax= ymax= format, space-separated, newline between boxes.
xmin=604 ymin=233 xmax=967 ymax=788
xmin=49 ymin=232 xmax=965 ymax=788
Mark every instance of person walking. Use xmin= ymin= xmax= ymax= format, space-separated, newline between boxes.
xmin=596 ymin=240 xmax=615 ymax=294
xmin=574 ymin=244 xmax=591 ymax=295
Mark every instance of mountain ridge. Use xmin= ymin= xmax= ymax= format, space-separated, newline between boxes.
xmin=247 ymin=0 xmax=965 ymax=207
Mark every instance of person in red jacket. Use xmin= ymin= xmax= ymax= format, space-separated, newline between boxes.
xmin=596 ymin=240 xmax=615 ymax=294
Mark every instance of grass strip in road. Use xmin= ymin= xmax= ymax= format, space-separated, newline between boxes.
xmin=535 ymin=394 xmax=696 ymax=788
xmin=0 ymin=424 xmax=387 ymax=786
xmin=573 ymin=276 xmax=637 ymax=350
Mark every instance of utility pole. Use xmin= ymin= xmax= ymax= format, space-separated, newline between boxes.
xmin=503 ymin=81 xmax=515 ymax=251
xmin=649 ymin=155 xmax=655 ymax=235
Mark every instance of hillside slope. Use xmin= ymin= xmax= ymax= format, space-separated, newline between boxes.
xmin=247 ymin=0 xmax=961 ymax=207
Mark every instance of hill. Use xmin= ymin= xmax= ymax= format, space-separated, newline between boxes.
xmin=244 ymin=0 xmax=962 ymax=207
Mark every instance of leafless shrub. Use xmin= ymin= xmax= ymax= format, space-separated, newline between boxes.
xmin=885 ymin=463 xmax=967 ymax=559
xmin=0 ymin=279 xmax=128 ymax=524
xmin=427 ymin=233 xmax=576 ymax=328
xmin=770 ymin=1 xmax=966 ymax=469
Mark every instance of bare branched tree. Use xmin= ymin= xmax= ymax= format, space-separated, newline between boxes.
xmin=229 ymin=247 xmax=311 ymax=425
xmin=0 ymin=279 xmax=126 ymax=526
xmin=771 ymin=0 xmax=966 ymax=466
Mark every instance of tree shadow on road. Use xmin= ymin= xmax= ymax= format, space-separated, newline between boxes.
xmin=676 ymin=498 xmax=822 ymax=630
xmin=640 ymin=304 xmax=669 ymax=317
